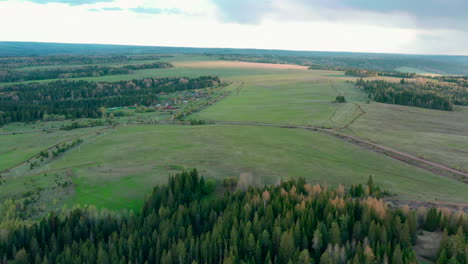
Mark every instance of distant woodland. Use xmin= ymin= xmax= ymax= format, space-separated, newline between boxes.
xmin=0 ymin=171 xmax=465 ymax=264
xmin=0 ymin=54 xmax=169 ymax=69
xmin=0 ymin=62 xmax=173 ymax=83
xmin=218 ymin=54 xmax=468 ymax=75
xmin=355 ymin=78 xmax=468 ymax=111
xmin=344 ymin=69 xmax=417 ymax=79
xmin=0 ymin=76 xmax=220 ymax=124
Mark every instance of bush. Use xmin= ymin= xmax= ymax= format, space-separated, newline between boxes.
xmin=335 ymin=95 xmax=346 ymax=103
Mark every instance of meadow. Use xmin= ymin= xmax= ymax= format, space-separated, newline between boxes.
xmin=346 ymin=103 xmax=468 ymax=173
xmin=1 ymin=55 xmax=467 ymax=215
xmin=18 ymin=124 xmax=466 ymax=211
xmin=0 ymin=126 xmax=102 ymax=173
xmin=193 ymin=68 xmax=367 ymax=127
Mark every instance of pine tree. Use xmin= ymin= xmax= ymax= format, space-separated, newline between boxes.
xmin=298 ymin=249 xmax=313 ymax=264
xmin=437 ymin=249 xmax=448 ymax=264
xmin=279 ymin=231 xmax=295 ymax=264
xmin=312 ymin=229 xmax=323 ymax=252
xmin=13 ymin=249 xmax=29 ymax=264
xmin=391 ymin=245 xmax=403 ymax=264
xmin=330 ymin=222 xmax=341 ymax=245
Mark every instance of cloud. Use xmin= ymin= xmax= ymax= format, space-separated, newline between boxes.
xmin=411 ymin=29 xmax=468 ymax=55
xmin=102 ymin=7 xmax=122 ymax=11
xmin=331 ymin=0 xmax=468 ymax=29
xmin=211 ymin=0 xmax=468 ymax=30
xmin=27 ymin=0 xmax=115 ymax=5
xmin=128 ymin=7 xmax=181 ymax=15
xmin=212 ymin=0 xmax=273 ymax=24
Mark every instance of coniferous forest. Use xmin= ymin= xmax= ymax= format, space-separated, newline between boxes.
xmin=0 ymin=76 xmax=220 ymax=124
xmin=0 ymin=170 xmax=466 ymax=264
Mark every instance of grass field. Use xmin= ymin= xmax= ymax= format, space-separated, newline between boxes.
xmin=12 ymin=124 xmax=461 ymax=211
xmin=0 ymin=126 xmax=102 ymax=173
xmin=193 ymin=71 xmax=367 ymax=127
xmin=0 ymin=58 xmax=313 ymax=86
xmin=1 ymin=56 xmax=467 ymax=215
xmin=346 ymin=103 xmax=468 ymax=172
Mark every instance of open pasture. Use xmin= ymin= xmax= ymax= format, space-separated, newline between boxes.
xmin=1 ymin=56 xmax=467 ymax=214
xmin=194 ymin=72 xmax=367 ymax=127
xmin=346 ymin=103 xmax=468 ymax=173
xmin=21 ymin=124 xmax=467 ymax=211
xmin=0 ymin=126 xmax=102 ymax=173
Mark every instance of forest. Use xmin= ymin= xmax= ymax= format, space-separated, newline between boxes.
xmin=0 ymin=62 xmax=173 ymax=83
xmin=216 ymin=54 xmax=468 ymax=75
xmin=0 ymin=170 xmax=465 ymax=264
xmin=344 ymin=69 xmax=417 ymax=79
xmin=354 ymin=78 xmax=468 ymax=110
xmin=0 ymin=76 xmax=220 ymax=124
xmin=429 ymin=76 xmax=468 ymax=88
xmin=0 ymin=54 xmax=167 ymax=69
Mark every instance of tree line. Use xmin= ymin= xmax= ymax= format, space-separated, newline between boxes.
xmin=217 ymin=54 xmax=468 ymax=75
xmin=344 ymin=69 xmax=417 ymax=79
xmin=0 ymin=62 xmax=173 ymax=83
xmin=0 ymin=170 xmax=465 ymax=264
xmin=0 ymin=76 xmax=220 ymax=124
xmin=0 ymin=54 xmax=167 ymax=69
xmin=429 ymin=76 xmax=468 ymax=88
xmin=356 ymin=78 xmax=458 ymax=111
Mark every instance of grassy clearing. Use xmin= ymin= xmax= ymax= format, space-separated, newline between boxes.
xmin=346 ymin=103 xmax=468 ymax=173
xmin=18 ymin=124 xmax=466 ymax=211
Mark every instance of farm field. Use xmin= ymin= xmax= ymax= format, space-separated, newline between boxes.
xmin=1 ymin=55 xmax=467 ymax=214
xmin=0 ymin=126 xmax=103 ymax=173
xmin=345 ymin=103 xmax=468 ymax=173
xmin=194 ymin=70 xmax=367 ymax=127
xmin=13 ymin=124 xmax=466 ymax=212
xmin=0 ymin=57 xmax=311 ymax=86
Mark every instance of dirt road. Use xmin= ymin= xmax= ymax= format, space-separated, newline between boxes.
xmin=209 ymin=120 xmax=468 ymax=181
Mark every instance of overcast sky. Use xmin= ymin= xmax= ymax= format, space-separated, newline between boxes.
xmin=0 ymin=0 xmax=467 ymax=55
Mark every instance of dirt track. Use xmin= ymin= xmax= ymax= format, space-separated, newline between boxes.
xmin=208 ymin=120 xmax=468 ymax=182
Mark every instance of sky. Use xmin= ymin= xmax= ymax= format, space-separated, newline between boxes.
xmin=0 ymin=0 xmax=467 ymax=55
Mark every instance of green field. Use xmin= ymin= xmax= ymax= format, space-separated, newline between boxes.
xmin=14 ymin=125 xmax=463 ymax=211
xmin=346 ymin=103 xmax=468 ymax=172
xmin=0 ymin=126 xmax=102 ymax=173
xmin=1 ymin=55 xmax=467 ymax=215
xmin=194 ymin=73 xmax=367 ymax=127
xmin=0 ymin=58 xmax=312 ymax=86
